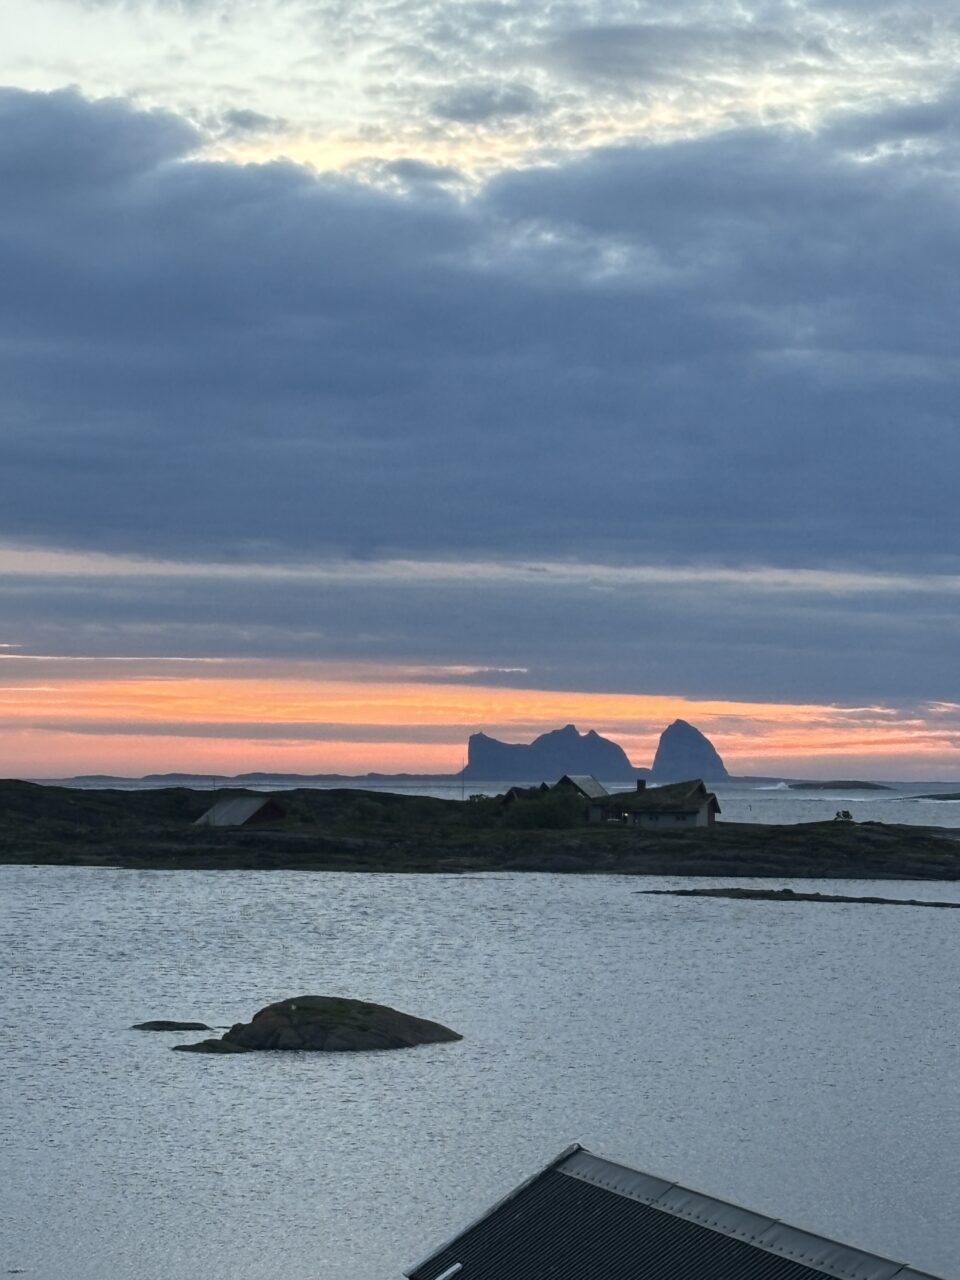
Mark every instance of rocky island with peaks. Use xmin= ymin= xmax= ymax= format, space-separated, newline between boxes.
xmin=459 ymin=719 xmax=730 ymax=783
xmin=462 ymin=724 xmax=639 ymax=782
xmin=1 ymin=718 xmax=958 ymax=879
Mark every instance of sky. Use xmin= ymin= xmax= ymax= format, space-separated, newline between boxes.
xmin=1 ymin=0 xmax=960 ymax=780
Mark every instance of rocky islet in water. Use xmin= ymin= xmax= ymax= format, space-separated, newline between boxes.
xmin=132 ymin=1020 xmax=212 ymax=1031
xmin=173 ymin=996 xmax=463 ymax=1054
xmin=640 ymin=886 xmax=960 ymax=907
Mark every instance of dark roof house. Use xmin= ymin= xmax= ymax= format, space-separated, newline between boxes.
xmin=406 ymin=1145 xmax=944 ymax=1280
xmin=553 ymin=774 xmax=609 ymax=800
xmin=193 ymin=795 xmax=285 ymax=827
xmin=591 ymin=778 xmax=720 ymax=826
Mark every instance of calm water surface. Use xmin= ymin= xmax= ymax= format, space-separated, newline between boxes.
xmin=2 ymin=867 xmax=959 ymax=1279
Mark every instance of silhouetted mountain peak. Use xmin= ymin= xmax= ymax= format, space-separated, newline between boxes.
xmin=462 ymin=719 xmax=727 ymax=784
xmin=463 ymin=724 xmax=641 ymax=782
xmin=651 ymin=719 xmax=729 ymax=781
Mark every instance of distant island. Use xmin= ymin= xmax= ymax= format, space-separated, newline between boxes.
xmin=650 ymin=719 xmax=729 ymax=782
xmin=789 ymin=780 xmax=892 ymax=791
xmin=462 ymin=719 xmax=730 ymax=783
xmin=49 ymin=722 xmax=960 ymax=794
xmin=50 ymin=718 xmax=732 ymax=788
xmin=462 ymin=724 xmax=640 ymax=782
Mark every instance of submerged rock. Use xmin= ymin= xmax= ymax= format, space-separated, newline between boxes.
xmin=173 ymin=1037 xmax=249 ymax=1054
xmin=132 ymin=1020 xmax=211 ymax=1031
xmin=173 ymin=996 xmax=462 ymax=1053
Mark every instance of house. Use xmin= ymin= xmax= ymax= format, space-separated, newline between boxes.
xmin=193 ymin=796 xmax=285 ymax=827
xmin=405 ymin=1144 xmax=944 ymax=1280
xmin=499 ymin=783 xmax=550 ymax=807
xmin=501 ymin=777 xmax=606 ymax=810
xmin=590 ymin=777 xmax=720 ymax=827
xmin=553 ymin=774 xmax=609 ymax=801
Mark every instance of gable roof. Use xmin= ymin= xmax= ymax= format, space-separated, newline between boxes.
xmin=601 ymin=778 xmax=721 ymax=814
xmin=554 ymin=774 xmax=609 ymax=799
xmin=500 ymin=783 xmax=550 ymax=804
xmin=194 ymin=796 xmax=284 ymax=827
xmin=405 ymin=1145 xmax=943 ymax=1280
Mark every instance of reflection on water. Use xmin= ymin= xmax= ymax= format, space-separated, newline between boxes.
xmin=2 ymin=867 xmax=959 ymax=1279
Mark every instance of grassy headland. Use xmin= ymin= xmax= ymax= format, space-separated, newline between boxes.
xmin=2 ymin=780 xmax=960 ymax=878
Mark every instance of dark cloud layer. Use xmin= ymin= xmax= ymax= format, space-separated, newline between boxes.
xmin=2 ymin=85 xmax=958 ymax=573
xmin=1 ymin=85 xmax=958 ymax=705
xmin=2 ymin=565 xmax=958 ymax=704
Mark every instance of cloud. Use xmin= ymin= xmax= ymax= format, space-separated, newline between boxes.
xmin=1 ymin=84 xmax=959 ymax=712
xmin=8 ymin=718 xmax=474 ymax=742
xmin=373 ymin=158 xmax=465 ymax=193
xmin=10 ymin=0 xmax=960 ymax=180
xmin=826 ymin=88 xmax=960 ymax=150
xmin=541 ymin=20 xmax=826 ymax=87
xmin=431 ymin=82 xmax=542 ymax=122
xmin=219 ymin=107 xmax=287 ymax=138
xmin=63 ymin=0 xmax=256 ymax=11
xmin=1 ymin=87 xmax=957 ymax=572
xmin=2 ymin=552 xmax=960 ymax=705
xmin=0 ymin=85 xmax=198 ymax=194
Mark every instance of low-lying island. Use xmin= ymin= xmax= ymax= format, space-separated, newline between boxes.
xmin=2 ymin=779 xmax=959 ymax=879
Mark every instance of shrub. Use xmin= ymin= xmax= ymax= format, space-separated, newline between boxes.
xmin=502 ymin=792 xmax=585 ymax=829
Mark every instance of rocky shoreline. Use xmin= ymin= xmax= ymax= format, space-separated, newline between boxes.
xmin=640 ymin=887 xmax=960 ymax=906
xmin=1 ymin=780 xmax=959 ymax=879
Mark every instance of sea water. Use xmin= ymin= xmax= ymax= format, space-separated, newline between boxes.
xmin=2 ymin=867 xmax=959 ymax=1279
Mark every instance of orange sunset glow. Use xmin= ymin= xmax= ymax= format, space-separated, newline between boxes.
xmin=2 ymin=659 xmax=958 ymax=778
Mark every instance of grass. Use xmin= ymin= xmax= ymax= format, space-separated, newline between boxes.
xmin=2 ymin=779 xmax=959 ymax=879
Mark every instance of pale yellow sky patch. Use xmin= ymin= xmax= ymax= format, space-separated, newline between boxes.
xmin=4 ymin=0 xmax=960 ymax=176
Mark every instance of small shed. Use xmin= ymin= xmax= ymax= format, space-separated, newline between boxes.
xmin=194 ymin=796 xmax=285 ymax=828
xmin=405 ymin=1144 xmax=945 ymax=1280
xmin=591 ymin=778 xmax=720 ymax=827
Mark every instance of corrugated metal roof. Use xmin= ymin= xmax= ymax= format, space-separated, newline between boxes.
xmin=555 ymin=775 xmax=609 ymax=799
xmin=405 ymin=1146 xmax=946 ymax=1280
xmin=194 ymin=796 xmax=280 ymax=827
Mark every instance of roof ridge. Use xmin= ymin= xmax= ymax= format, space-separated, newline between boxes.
xmin=557 ymin=1149 xmax=946 ymax=1280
